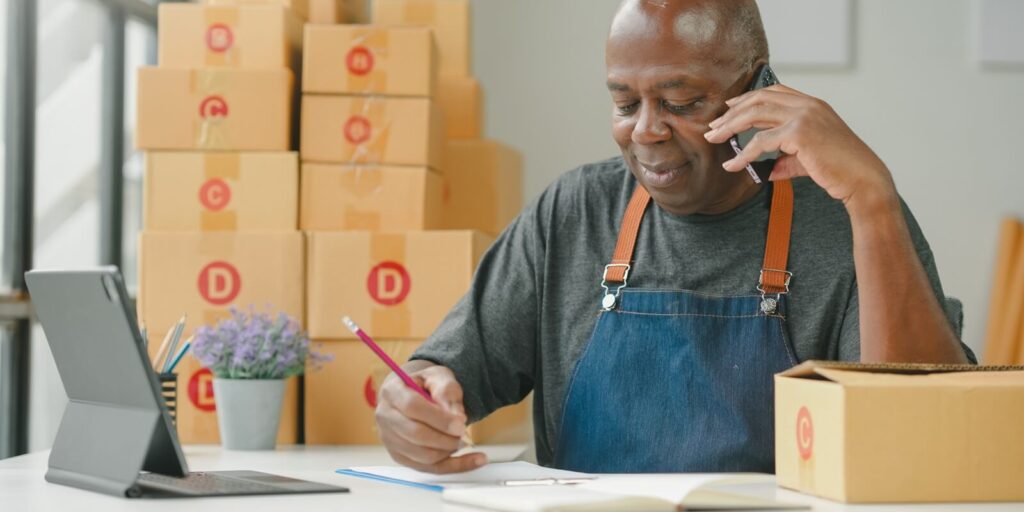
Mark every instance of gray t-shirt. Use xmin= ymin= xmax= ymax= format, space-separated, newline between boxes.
xmin=412 ymin=156 xmax=973 ymax=466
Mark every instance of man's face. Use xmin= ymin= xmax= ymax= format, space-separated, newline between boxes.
xmin=606 ymin=2 xmax=756 ymax=215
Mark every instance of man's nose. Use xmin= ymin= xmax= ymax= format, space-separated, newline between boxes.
xmin=632 ymin=102 xmax=672 ymax=145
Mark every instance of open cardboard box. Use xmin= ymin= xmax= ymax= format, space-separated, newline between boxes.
xmin=775 ymin=360 xmax=1024 ymax=503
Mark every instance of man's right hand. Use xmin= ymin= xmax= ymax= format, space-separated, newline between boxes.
xmin=375 ymin=361 xmax=488 ymax=474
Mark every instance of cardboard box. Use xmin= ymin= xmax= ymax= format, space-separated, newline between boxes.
xmin=136 ymin=67 xmax=293 ymax=151
xmin=305 ymin=341 xmax=531 ymax=445
xmin=470 ymin=394 xmax=533 ymax=445
xmin=372 ymin=0 xmax=470 ymax=77
xmin=437 ymin=76 xmax=482 ymax=140
xmin=303 ymin=25 xmax=437 ymax=97
xmin=144 ymin=151 xmax=298 ymax=232
xmin=203 ymin=0 xmax=309 ymax=21
xmin=775 ymin=361 xmax=1024 ymax=503
xmin=300 ymin=164 xmax=442 ymax=231
xmin=300 ymin=95 xmax=443 ymax=169
xmin=309 ymin=0 xmax=369 ymax=23
xmin=158 ymin=4 xmax=303 ymax=69
xmin=138 ymin=232 xmax=304 ymax=334
xmin=308 ymin=0 xmax=343 ymax=23
xmin=306 ymin=230 xmax=493 ymax=339
xmin=442 ymin=140 xmax=523 ymax=235
xmin=305 ymin=340 xmax=421 ymax=444
xmin=161 ymin=353 xmax=299 ymax=444
xmin=140 ymin=226 xmax=303 ymax=445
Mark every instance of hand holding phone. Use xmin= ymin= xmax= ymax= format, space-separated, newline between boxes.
xmin=729 ymin=64 xmax=779 ymax=184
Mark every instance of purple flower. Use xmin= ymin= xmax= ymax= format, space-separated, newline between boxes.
xmin=191 ymin=305 xmax=331 ymax=379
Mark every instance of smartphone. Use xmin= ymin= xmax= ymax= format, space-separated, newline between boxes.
xmin=729 ymin=64 xmax=779 ymax=184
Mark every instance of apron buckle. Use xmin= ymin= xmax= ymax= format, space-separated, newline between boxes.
xmin=759 ymin=294 xmax=780 ymax=315
xmin=600 ymin=264 xmax=631 ymax=310
xmin=757 ymin=268 xmax=793 ymax=294
xmin=757 ymin=269 xmax=792 ymax=316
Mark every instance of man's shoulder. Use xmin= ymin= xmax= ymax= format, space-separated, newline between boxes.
xmin=791 ymin=177 xmax=851 ymax=228
xmin=550 ymin=155 xmax=630 ymax=193
xmin=516 ymin=156 xmax=632 ymax=237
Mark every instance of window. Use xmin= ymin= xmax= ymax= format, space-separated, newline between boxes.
xmin=0 ymin=0 xmax=9 ymax=286
xmin=28 ymin=0 xmax=106 ymax=452
xmin=11 ymin=0 xmax=157 ymax=456
xmin=122 ymin=18 xmax=156 ymax=294
xmin=34 ymin=0 xmax=104 ymax=272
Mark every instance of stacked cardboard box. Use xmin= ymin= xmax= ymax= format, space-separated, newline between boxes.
xmin=368 ymin=0 xmax=531 ymax=443
xmin=373 ymin=0 xmax=524 ymax=236
xmin=300 ymin=3 xmax=530 ymax=445
xmin=135 ymin=1 xmax=305 ymax=444
xmin=306 ymin=0 xmax=370 ymax=23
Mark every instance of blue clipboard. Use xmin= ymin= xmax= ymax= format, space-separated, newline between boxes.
xmin=335 ymin=468 xmax=444 ymax=493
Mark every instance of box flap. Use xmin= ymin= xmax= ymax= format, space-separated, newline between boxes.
xmin=779 ymin=360 xmax=1024 ymax=382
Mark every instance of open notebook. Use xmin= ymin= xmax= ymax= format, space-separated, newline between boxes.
xmin=443 ymin=474 xmax=808 ymax=511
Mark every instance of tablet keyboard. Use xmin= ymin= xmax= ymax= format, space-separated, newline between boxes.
xmin=137 ymin=471 xmax=285 ymax=495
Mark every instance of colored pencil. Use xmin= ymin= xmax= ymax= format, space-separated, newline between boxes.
xmin=342 ymin=316 xmax=474 ymax=449
xmin=151 ymin=315 xmax=184 ymax=371
xmin=166 ymin=339 xmax=192 ymax=373
xmin=161 ymin=315 xmax=187 ymax=373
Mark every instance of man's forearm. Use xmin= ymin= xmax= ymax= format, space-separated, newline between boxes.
xmin=846 ymin=190 xmax=968 ymax=364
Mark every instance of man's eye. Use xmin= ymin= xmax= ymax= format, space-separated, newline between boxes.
xmin=616 ymin=102 xmax=639 ymax=116
xmin=664 ymin=100 xmax=703 ymax=115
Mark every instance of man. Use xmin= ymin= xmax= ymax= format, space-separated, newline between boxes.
xmin=375 ymin=0 xmax=975 ymax=474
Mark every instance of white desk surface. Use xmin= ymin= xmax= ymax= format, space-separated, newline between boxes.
xmin=1 ymin=445 xmax=1022 ymax=512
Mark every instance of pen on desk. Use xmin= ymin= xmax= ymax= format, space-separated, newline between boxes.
xmin=342 ymin=316 xmax=475 ymax=449
xmin=500 ymin=478 xmax=596 ymax=487
xmin=151 ymin=316 xmax=183 ymax=371
xmin=165 ymin=338 xmax=192 ymax=373
xmin=161 ymin=315 xmax=187 ymax=373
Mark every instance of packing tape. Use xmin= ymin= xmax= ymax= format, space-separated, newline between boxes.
xmin=199 ymin=154 xmax=240 ymax=230
xmin=201 ymin=211 xmax=238 ymax=231
xmin=340 ymin=166 xmax=384 ymax=230
xmin=370 ymin=233 xmax=405 ymax=268
xmin=203 ymin=152 xmax=242 ymax=180
xmin=197 ymin=231 xmax=240 ymax=259
xmin=340 ymin=165 xmax=385 ymax=196
xmin=343 ymin=210 xmax=381 ymax=230
xmin=203 ymin=7 xmax=241 ymax=67
xmin=343 ymin=97 xmax=391 ymax=165
xmin=402 ymin=0 xmax=437 ymax=24
xmin=344 ymin=28 xmax=390 ymax=95
xmin=190 ymin=70 xmax=230 ymax=149
xmin=369 ymin=234 xmax=411 ymax=336
xmin=195 ymin=236 xmax=241 ymax=321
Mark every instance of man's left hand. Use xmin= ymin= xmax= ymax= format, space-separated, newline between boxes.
xmin=704 ymin=84 xmax=896 ymax=211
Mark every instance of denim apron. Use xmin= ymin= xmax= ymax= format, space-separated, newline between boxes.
xmin=554 ymin=180 xmax=799 ymax=473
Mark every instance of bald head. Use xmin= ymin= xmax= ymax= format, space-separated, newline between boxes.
xmin=610 ymin=0 xmax=768 ymax=68
xmin=605 ymin=0 xmax=772 ymax=216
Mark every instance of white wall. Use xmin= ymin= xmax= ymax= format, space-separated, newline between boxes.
xmin=471 ymin=0 xmax=1024 ymax=358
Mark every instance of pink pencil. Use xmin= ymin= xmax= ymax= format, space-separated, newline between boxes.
xmin=343 ymin=316 xmax=435 ymax=404
xmin=343 ymin=316 xmax=475 ymax=449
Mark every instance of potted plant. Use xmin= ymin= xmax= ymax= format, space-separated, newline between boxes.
xmin=192 ymin=306 xmax=331 ymax=450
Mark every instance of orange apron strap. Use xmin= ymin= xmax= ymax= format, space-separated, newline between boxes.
xmin=603 ymin=184 xmax=651 ymax=285
xmin=758 ymin=180 xmax=794 ymax=296
xmin=603 ymin=179 xmax=795 ymax=311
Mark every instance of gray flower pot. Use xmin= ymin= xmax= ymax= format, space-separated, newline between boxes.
xmin=213 ymin=378 xmax=285 ymax=450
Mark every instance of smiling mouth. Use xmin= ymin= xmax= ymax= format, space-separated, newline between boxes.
xmin=637 ymin=161 xmax=690 ymax=188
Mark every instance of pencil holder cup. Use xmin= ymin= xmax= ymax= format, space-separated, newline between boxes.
xmin=159 ymin=373 xmax=178 ymax=427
